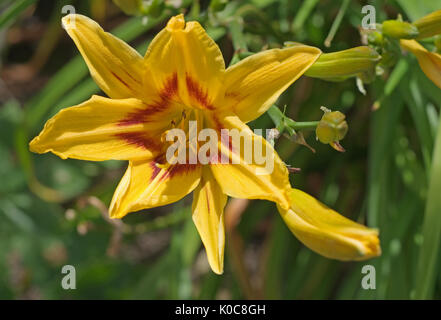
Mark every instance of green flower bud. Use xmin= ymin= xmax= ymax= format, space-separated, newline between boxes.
xmin=305 ymin=47 xmax=381 ymax=81
xmin=367 ymin=31 xmax=384 ymax=47
xmin=112 ymin=0 xmax=142 ymax=15
xmin=382 ymin=20 xmax=419 ymax=39
xmin=316 ymin=108 xmax=348 ymax=152
xmin=414 ymin=10 xmax=441 ymax=39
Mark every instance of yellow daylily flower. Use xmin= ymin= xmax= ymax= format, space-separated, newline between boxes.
xmin=400 ymin=39 xmax=441 ymax=89
xmin=277 ymin=189 xmax=381 ymax=261
xmin=30 ymin=14 xmax=322 ymax=274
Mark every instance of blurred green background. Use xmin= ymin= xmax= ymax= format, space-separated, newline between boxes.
xmin=1 ymin=0 xmax=441 ymax=299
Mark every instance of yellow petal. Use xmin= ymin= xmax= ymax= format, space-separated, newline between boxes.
xmin=401 ymin=39 xmax=441 ymax=89
xmin=62 ymin=14 xmax=150 ymax=99
xmin=277 ymin=188 xmax=381 ymax=261
xmin=223 ymin=45 xmax=321 ymax=123
xmin=110 ymin=159 xmax=202 ymax=218
xmin=144 ymin=14 xmax=225 ymax=110
xmin=413 ymin=9 xmax=441 ymax=39
xmin=208 ymin=113 xmax=291 ymax=210
xmin=192 ymin=167 xmax=227 ymax=275
xmin=29 ymin=95 xmax=171 ymax=161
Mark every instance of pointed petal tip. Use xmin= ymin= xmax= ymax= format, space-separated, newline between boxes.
xmin=330 ymin=141 xmax=346 ymax=152
xmin=356 ymin=232 xmax=381 ymax=260
xmin=109 ymin=209 xmax=128 ymax=220
xmin=61 ymin=13 xmax=78 ymax=30
xmin=209 ymin=261 xmax=224 ymax=275
xmin=28 ymin=136 xmax=40 ymax=153
xmin=167 ymin=14 xmax=186 ymax=30
xmin=212 ymin=268 xmax=224 ymax=275
xmin=108 ymin=203 xmax=128 ymax=220
xmin=109 ymin=214 xmax=123 ymax=220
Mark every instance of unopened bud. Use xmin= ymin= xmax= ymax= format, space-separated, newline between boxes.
xmin=367 ymin=31 xmax=384 ymax=47
xmin=414 ymin=10 xmax=441 ymax=39
xmin=305 ymin=47 xmax=381 ymax=81
xmin=382 ymin=20 xmax=419 ymax=39
xmin=316 ymin=108 xmax=348 ymax=152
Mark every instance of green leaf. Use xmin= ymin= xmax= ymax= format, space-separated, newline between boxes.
xmin=414 ymin=111 xmax=441 ymax=299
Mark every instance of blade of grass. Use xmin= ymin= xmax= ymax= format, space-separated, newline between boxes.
xmin=0 ymin=0 xmax=36 ymax=29
xmin=291 ymin=0 xmax=320 ymax=32
xmin=324 ymin=0 xmax=350 ymax=47
xmin=364 ymin=88 xmax=405 ymax=299
xmin=401 ymin=72 xmax=434 ymax=176
xmin=414 ymin=111 xmax=441 ymax=299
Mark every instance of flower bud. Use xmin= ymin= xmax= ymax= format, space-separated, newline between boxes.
xmin=112 ymin=0 xmax=142 ymax=15
xmin=382 ymin=20 xmax=419 ymax=39
xmin=277 ymin=189 xmax=381 ymax=261
xmin=316 ymin=108 xmax=348 ymax=151
xmin=413 ymin=10 xmax=441 ymax=39
xmin=305 ymin=46 xmax=381 ymax=81
xmin=367 ymin=31 xmax=384 ymax=47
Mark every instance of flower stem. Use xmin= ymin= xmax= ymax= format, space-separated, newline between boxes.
xmin=288 ymin=120 xmax=319 ymax=130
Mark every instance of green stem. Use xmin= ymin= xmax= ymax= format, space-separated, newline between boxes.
xmin=288 ymin=120 xmax=319 ymax=130
xmin=268 ymin=105 xmax=319 ymax=132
